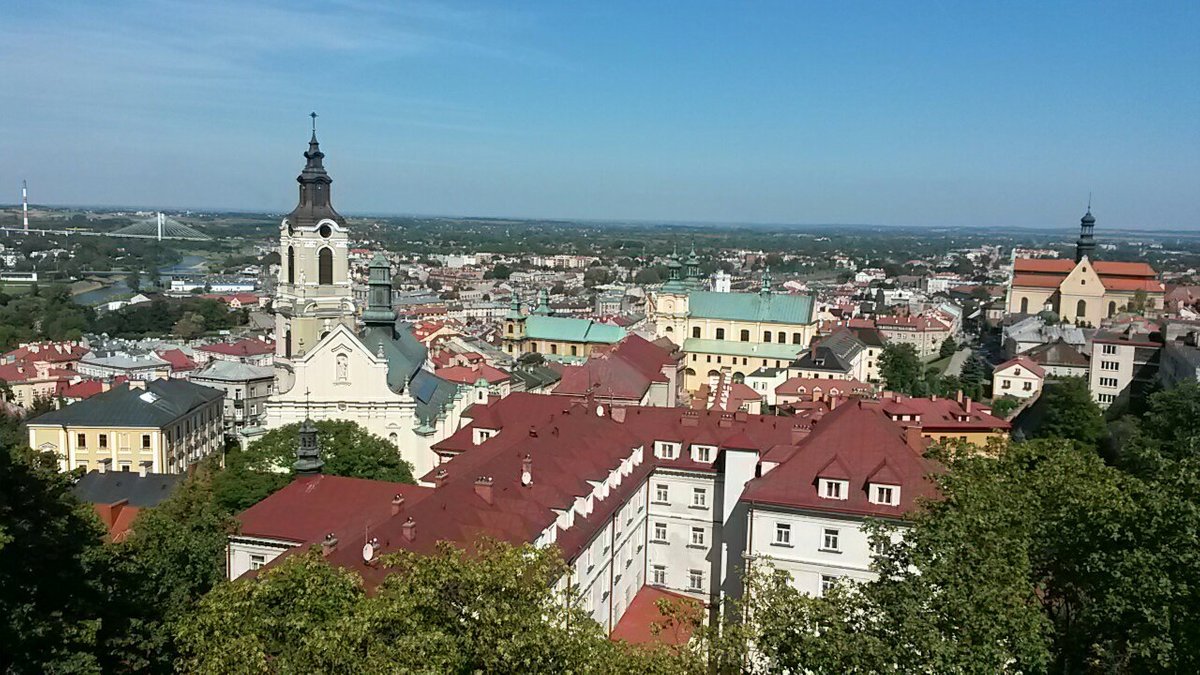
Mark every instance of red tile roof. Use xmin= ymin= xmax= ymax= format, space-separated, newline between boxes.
xmin=610 ymin=586 xmax=702 ymax=646
xmin=1013 ymin=258 xmax=1075 ymax=273
xmin=1012 ymin=258 xmax=1163 ymax=292
xmin=880 ymin=394 xmax=1010 ymax=432
xmin=3 ymin=342 xmax=89 ymax=364
xmin=434 ymin=364 xmax=511 ymax=385
xmin=198 ymin=339 xmax=275 ymax=357
xmin=156 ymin=348 xmax=198 ymax=372
xmin=993 ymin=355 xmax=1046 ymax=379
xmin=741 ymin=400 xmax=941 ymax=517
xmin=552 ymin=335 xmax=677 ymax=401
xmin=776 ymin=377 xmax=871 ymax=398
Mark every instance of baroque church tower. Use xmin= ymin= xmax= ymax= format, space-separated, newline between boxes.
xmin=274 ymin=121 xmax=355 ymax=391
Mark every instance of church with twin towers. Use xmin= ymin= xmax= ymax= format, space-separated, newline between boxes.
xmin=263 ymin=118 xmax=476 ymax=476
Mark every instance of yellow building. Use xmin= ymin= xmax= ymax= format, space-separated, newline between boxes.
xmin=1006 ymin=210 xmax=1164 ymax=326
xmin=651 ymin=255 xmax=817 ymax=391
xmin=28 ymin=379 xmax=224 ymax=474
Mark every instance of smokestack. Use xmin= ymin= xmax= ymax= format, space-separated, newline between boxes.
xmin=521 ymin=454 xmax=533 ymax=487
xmin=964 ymin=397 xmax=973 ymax=414
xmin=322 ymin=532 xmax=338 ymax=556
xmin=22 ymin=180 xmax=28 ymax=232
xmin=474 ymin=476 xmax=494 ymax=505
xmin=905 ymin=426 xmax=925 ymax=452
xmin=401 ymin=517 xmax=416 ymax=542
xmin=157 ymin=212 xmax=163 ymax=242
xmin=390 ymin=493 xmax=405 ymax=516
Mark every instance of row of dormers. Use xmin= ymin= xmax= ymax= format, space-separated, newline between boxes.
xmin=817 ymin=477 xmax=901 ymax=506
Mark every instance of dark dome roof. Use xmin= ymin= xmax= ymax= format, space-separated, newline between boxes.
xmin=1081 ymin=210 xmax=1095 ymax=225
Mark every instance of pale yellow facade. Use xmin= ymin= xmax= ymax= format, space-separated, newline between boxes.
xmin=28 ymin=400 xmax=223 ymax=474
xmin=1006 ymin=257 xmax=1164 ymax=327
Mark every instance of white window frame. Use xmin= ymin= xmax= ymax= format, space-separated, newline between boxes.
xmin=820 ymin=478 xmax=848 ymax=500
xmin=821 ymin=527 xmax=840 ymax=552
xmin=692 ymin=487 xmax=707 ymax=509
xmin=870 ymin=483 xmax=900 ymax=506
xmin=653 ymin=522 xmax=667 ymax=542
xmin=774 ymin=522 xmax=791 ymax=546
xmin=652 ymin=565 xmax=667 ymax=586
xmin=654 ymin=483 xmax=669 ymax=504
xmin=690 ymin=526 xmax=705 ymax=547
xmin=688 ymin=569 xmax=704 ymax=591
xmin=820 ymin=574 xmax=837 ymax=596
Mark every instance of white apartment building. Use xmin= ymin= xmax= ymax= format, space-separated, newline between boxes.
xmin=228 ymin=393 xmax=937 ymax=640
xmin=1089 ymin=330 xmax=1161 ymax=408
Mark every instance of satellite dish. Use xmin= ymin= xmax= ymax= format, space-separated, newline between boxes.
xmin=361 ymin=543 xmax=374 ymax=562
xmin=596 ymin=404 xmax=605 ymax=417
xmin=521 ymin=470 xmax=532 ymax=486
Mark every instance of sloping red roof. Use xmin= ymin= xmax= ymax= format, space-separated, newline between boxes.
xmin=156 ymin=349 xmax=198 ymax=372
xmin=1099 ymin=277 xmax=1165 ymax=292
xmin=93 ymin=501 xmax=141 ymax=542
xmin=1011 ymin=274 xmax=1066 ymax=289
xmin=610 ymin=585 xmax=702 ymax=646
xmin=57 ymin=377 xmax=119 ymax=399
xmin=238 ymin=475 xmax=433 ymax=544
xmin=1093 ymin=261 xmax=1158 ymax=276
xmin=4 ymin=342 xmax=89 ymax=364
xmin=994 ymin=355 xmax=1046 ymax=379
xmin=551 ymin=335 xmax=676 ymax=401
xmin=198 ymin=339 xmax=275 ymax=357
xmin=1014 ymin=258 xmax=1075 ymax=273
xmin=742 ymin=401 xmax=941 ymax=517
xmin=434 ymin=364 xmax=511 ymax=385
xmin=884 ymin=394 xmax=1010 ymax=432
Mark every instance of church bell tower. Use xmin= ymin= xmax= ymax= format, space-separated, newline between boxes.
xmin=275 ymin=114 xmax=355 ymax=389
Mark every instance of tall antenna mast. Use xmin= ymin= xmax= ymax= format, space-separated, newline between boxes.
xmin=21 ymin=180 xmax=28 ymax=232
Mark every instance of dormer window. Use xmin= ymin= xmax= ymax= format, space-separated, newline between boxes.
xmin=691 ymin=444 xmax=714 ymax=463
xmin=820 ymin=478 xmax=848 ymax=500
xmin=655 ymin=441 xmax=679 ymax=460
xmin=870 ymin=483 xmax=900 ymax=506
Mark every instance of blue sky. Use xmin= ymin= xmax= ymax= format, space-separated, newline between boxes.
xmin=1 ymin=1 xmax=1197 ymax=228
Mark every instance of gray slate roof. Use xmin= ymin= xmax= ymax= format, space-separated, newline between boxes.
xmin=29 ymin=379 xmax=224 ymax=429
xmin=191 ymin=359 xmax=275 ymax=382
xmin=73 ymin=470 xmax=183 ymax=507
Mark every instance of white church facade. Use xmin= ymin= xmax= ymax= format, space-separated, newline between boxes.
xmin=263 ymin=128 xmax=472 ymax=477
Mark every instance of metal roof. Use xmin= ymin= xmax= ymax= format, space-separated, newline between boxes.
xmin=688 ymin=291 xmax=814 ymax=325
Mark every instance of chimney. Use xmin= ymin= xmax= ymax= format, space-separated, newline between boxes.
xmin=905 ymin=426 xmax=925 ymax=452
xmin=433 ymin=468 xmax=448 ymax=487
xmin=322 ymin=532 xmax=338 ymax=556
xmin=474 ymin=476 xmax=494 ymax=504
xmin=930 ymin=393 xmax=938 ymax=401
xmin=964 ymin=397 xmax=973 ymax=414
xmin=138 ymin=460 xmax=151 ymax=478
xmin=129 ymin=380 xmax=146 ymax=390
xmin=98 ymin=457 xmax=111 ymax=473
xmin=789 ymin=424 xmax=807 ymax=444
xmin=521 ymin=454 xmax=533 ymax=487
xmin=718 ymin=413 xmax=733 ymax=428
xmin=611 ymin=407 xmax=626 ymax=424
xmin=829 ymin=397 xmax=838 ymax=410
xmin=956 ymin=389 xmax=964 ymax=404
xmin=401 ymin=517 xmax=416 ymax=542
xmin=390 ymin=493 xmax=405 ymax=516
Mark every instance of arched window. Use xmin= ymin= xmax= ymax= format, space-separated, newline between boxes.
xmin=665 ymin=326 xmax=673 ymax=333
xmin=388 ymin=432 xmax=399 ymax=447
xmin=715 ymin=328 xmax=725 ymax=340
xmin=732 ymin=372 xmax=745 ymax=383
xmin=287 ymin=246 xmax=295 ymax=285
xmin=1076 ymin=299 xmax=1087 ymax=318
xmin=318 ymin=247 xmax=334 ymax=285
xmin=1019 ymin=297 xmax=1029 ymax=313
xmin=1108 ymin=301 xmax=1117 ymax=318
xmin=707 ymin=370 xmax=721 ymax=380
xmin=692 ymin=327 xmax=701 ymax=339
xmin=740 ymin=329 xmax=750 ymax=342
xmin=550 ymin=344 xmax=558 ymax=355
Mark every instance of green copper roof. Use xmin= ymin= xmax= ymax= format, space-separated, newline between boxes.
xmin=523 ymin=315 xmax=626 ymax=344
xmin=682 ymin=338 xmax=806 ymax=360
xmin=688 ymin=290 xmax=814 ymax=325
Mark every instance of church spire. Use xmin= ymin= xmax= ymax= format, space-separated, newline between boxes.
xmin=1075 ymin=203 xmax=1097 ymax=263
xmin=289 ymin=113 xmax=341 ymax=226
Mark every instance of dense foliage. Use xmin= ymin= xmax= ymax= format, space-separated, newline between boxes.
xmin=879 ymin=343 xmax=924 ymax=395
xmin=0 ymin=284 xmax=94 ymax=349
xmin=92 ymin=297 xmax=247 ymax=339
xmin=213 ymin=420 xmax=415 ymax=512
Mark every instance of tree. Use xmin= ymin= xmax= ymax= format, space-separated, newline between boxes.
xmin=213 ymin=420 xmax=414 ymax=512
xmin=0 ymin=435 xmax=107 ymax=672
xmin=707 ymin=434 xmax=1200 ymax=673
xmin=173 ymin=311 xmax=206 ymax=339
xmin=126 ymin=269 xmax=142 ymax=293
xmin=486 ymin=263 xmax=512 ymax=280
xmin=990 ymin=395 xmax=1020 ymax=419
xmin=94 ymin=465 xmax=234 ymax=671
xmin=175 ymin=540 xmax=665 ymax=673
xmin=1034 ymin=377 xmax=1106 ymax=446
xmin=879 ymin=343 xmax=924 ymax=395
xmin=938 ymin=335 xmax=958 ymax=359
